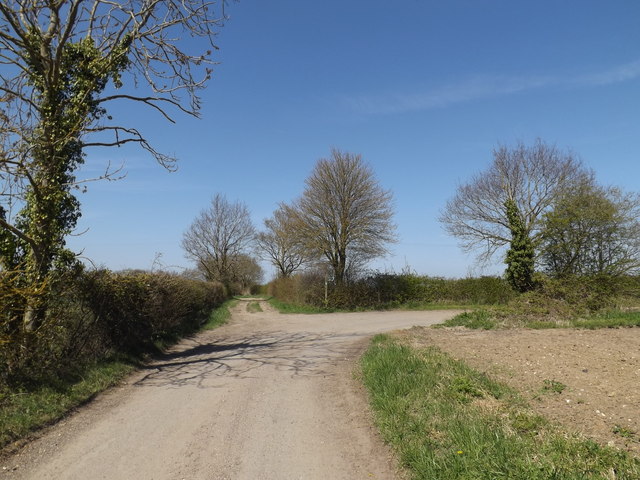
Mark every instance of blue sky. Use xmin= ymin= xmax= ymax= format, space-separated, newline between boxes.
xmin=68 ymin=0 xmax=640 ymax=279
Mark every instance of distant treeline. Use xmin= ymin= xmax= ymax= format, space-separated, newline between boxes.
xmin=269 ymin=272 xmax=516 ymax=309
xmin=268 ymin=271 xmax=640 ymax=314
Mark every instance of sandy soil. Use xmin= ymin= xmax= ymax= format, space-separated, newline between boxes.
xmin=397 ymin=326 xmax=640 ymax=456
xmin=1 ymin=301 xmax=460 ymax=480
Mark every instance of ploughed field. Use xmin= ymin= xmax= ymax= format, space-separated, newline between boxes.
xmin=395 ymin=325 xmax=640 ymax=456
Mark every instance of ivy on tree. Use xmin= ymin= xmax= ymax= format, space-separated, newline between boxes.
xmin=504 ymin=199 xmax=535 ymax=292
xmin=0 ymin=0 xmax=227 ymax=331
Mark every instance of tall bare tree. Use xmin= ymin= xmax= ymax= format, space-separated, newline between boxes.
xmin=182 ymin=194 xmax=256 ymax=287
xmin=256 ymin=203 xmax=309 ymax=278
xmin=440 ymin=139 xmax=588 ymax=271
xmin=292 ymin=149 xmax=396 ymax=285
xmin=0 ymin=0 xmax=228 ymax=330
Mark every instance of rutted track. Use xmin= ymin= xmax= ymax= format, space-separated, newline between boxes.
xmin=2 ymin=301 xmax=459 ymax=480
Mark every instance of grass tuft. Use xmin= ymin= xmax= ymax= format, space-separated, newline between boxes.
xmin=541 ymin=379 xmax=566 ymax=394
xmin=246 ymin=301 xmax=263 ymax=313
xmin=439 ymin=309 xmax=497 ymax=329
xmin=361 ymin=335 xmax=640 ymax=479
xmin=386 ymin=302 xmax=482 ymax=311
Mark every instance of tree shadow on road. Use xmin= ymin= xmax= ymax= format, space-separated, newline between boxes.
xmin=134 ymin=331 xmax=363 ymax=389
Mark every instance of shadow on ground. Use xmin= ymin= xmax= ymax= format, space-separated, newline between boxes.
xmin=135 ymin=331 xmax=362 ymax=389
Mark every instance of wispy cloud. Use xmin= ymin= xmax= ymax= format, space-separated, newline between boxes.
xmin=347 ymin=59 xmax=640 ymax=115
xmin=573 ymin=59 xmax=640 ymax=87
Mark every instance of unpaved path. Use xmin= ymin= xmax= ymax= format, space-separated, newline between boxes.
xmin=2 ymin=301 xmax=460 ymax=480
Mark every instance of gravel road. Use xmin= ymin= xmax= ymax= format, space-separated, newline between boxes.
xmin=2 ymin=300 xmax=459 ymax=480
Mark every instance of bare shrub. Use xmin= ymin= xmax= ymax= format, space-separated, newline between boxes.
xmin=182 ymin=194 xmax=257 ymax=287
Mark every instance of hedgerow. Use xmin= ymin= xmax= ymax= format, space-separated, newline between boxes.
xmin=0 ymin=269 xmax=226 ymax=388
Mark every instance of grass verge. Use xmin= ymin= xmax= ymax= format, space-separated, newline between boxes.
xmin=202 ymin=298 xmax=237 ymax=329
xmin=268 ymin=298 xmax=336 ymax=314
xmin=0 ymin=300 xmax=235 ymax=451
xmin=572 ymin=310 xmax=640 ymax=329
xmin=379 ymin=301 xmax=479 ymax=311
xmin=441 ymin=309 xmax=640 ymax=330
xmin=361 ymin=334 xmax=640 ymax=479
xmin=0 ymin=358 xmax=136 ymax=450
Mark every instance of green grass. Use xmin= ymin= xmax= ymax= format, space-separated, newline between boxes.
xmin=0 ymin=359 xmax=136 ymax=449
xmin=361 ymin=334 xmax=640 ymax=479
xmin=613 ymin=425 xmax=637 ymax=440
xmin=571 ymin=310 xmax=640 ymax=329
xmin=541 ymin=379 xmax=567 ymax=394
xmin=246 ymin=301 xmax=263 ymax=313
xmin=268 ymin=298 xmax=337 ymax=314
xmin=202 ymin=298 xmax=237 ymax=329
xmin=441 ymin=308 xmax=640 ymax=330
xmin=438 ymin=309 xmax=498 ymax=329
xmin=382 ymin=301 xmax=482 ymax=311
xmin=0 ymin=300 xmax=235 ymax=450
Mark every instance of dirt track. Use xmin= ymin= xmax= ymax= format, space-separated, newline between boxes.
xmin=2 ymin=301 xmax=460 ymax=480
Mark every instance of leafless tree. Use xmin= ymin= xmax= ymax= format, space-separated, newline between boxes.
xmin=182 ymin=194 xmax=256 ymax=286
xmin=231 ymin=253 xmax=263 ymax=293
xmin=256 ymin=203 xmax=309 ymax=278
xmin=440 ymin=139 xmax=589 ymax=265
xmin=0 ymin=0 xmax=229 ymax=330
xmin=292 ymin=149 xmax=396 ymax=285
xmin=0 ymin=0 xmax=227 ymax=168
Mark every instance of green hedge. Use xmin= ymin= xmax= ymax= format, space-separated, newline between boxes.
xmin=269 ymin=271 xmax=640 ymax=312
xmin=269 ymin=272 xmax=515 ymax=310
xmin=505 ymin=274 xmax=640 ymax=320
xmin=81 ymin=270 xmax=226 ymax=354
xmin=0 ymin=269 xmax=226 ymax=388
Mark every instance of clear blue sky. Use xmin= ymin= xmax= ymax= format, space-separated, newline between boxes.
xmin=68 ymin=0 xmax=640 ymax=279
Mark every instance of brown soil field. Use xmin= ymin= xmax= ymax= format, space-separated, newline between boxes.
xmin=395 ymin=326 xmax=640 ymax=456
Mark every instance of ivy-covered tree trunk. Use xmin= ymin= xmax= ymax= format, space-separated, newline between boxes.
xmin=504 ymin=199 xmax=535 ymax=293
xmin=18 ymin=123 xmax=82 ymax=331
xmin=1 ymin=34 xmax=130 ymax=332
xmin=1 ymin=0 xmax=229 ymax=338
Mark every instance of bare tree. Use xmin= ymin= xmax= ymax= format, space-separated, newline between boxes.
xmin=182 ymin=194 xmax=256 ymax=287
xmin=440 ymin=139 xmax=588 ymax=267
xmin=0 ymin=0 xmax=228 ymax=330
xmin=231 ymin=254 xmax=264 ymax=293
xmin=292 ymin=149 xmax=396 ymax=285
xmin=256 ymin=203 xmax=309 ymax=278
